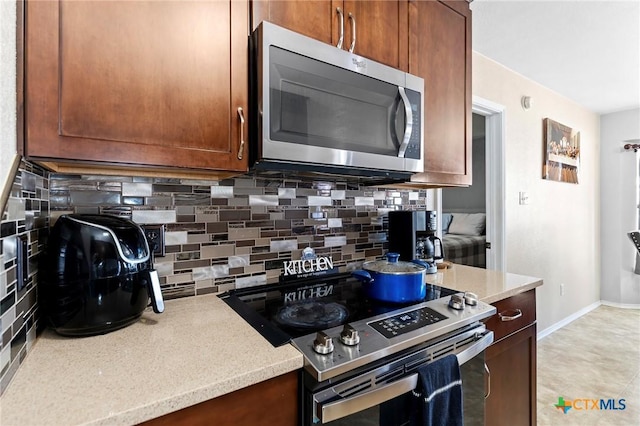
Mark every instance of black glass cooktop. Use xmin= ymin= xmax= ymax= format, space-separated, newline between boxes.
xmin=218 ymin=273 xmax=456 ymax=347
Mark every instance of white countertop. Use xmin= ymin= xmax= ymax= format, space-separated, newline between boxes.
xmin=0 ymin=294 xmax=303 ymax=426
xmin=427 ymin=263 xmax=543 ymax=304
xmin=0 ymin=264 xmax=541 ymax=425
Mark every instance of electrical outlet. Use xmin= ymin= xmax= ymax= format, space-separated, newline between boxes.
xmin=142 ymin=225 xmax=165 ymax=257
xmin=560 ymin=283 xmax=565 ymax=296
xmin=16 ymin=235 xmax=29 ymax=292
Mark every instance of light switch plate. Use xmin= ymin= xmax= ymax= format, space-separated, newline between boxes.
xmin=518 ymin=192 xmax=529 ymax=205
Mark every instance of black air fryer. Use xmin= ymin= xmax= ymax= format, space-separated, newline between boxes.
xmin=41 ymin=214 xmax=164 ymax=336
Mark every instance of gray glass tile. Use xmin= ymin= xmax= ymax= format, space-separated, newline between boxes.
xmin=153 ymin=184 xmax=193 ymax=193
xmin=249 ymin=195 xmax=278 ymax=206
xmin=70 ymin=191 xmax=121 ymax=206
xmin=131 ymin=210 xmax=176 ymax=224
xmin=174 ymin=194 xmax=211 ymax=206
xmin=122 ymin=183 xmax=153 ymax=197
xmin=270 ymin=239 xmax=297 ymax=252
xmin=234 ymin=187 xmax=263 ymax=196
xmin=21 ymin=173 xmax=36 ymax=193
xmin=145 ymin=196 xmax=173 ymax=206
xmin=122 ymin=197 xmax=144 ymax=206
xmin=220 ymin=210 xmax=251 ymax=222
xmin=210 ymin=186 xmax=234 ymax=198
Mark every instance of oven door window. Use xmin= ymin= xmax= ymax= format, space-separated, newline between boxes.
xmin=269 ymin=46 xmax=418 ymax=158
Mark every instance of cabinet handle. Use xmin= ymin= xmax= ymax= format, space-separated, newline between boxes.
xmin=336 ymin=7 xmax=344 ymax=49
xmin=348 ymin=13 xmax=356 ymax=53
xmin=498 ymin=308 xmax=522 ymax=322
xmin=237 ymin=107 xmax=245 ymax=160
xmin=484 ymin=363 xmax=491 ymax=399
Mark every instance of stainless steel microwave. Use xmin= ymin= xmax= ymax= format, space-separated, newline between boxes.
xmin=250 ymin=22 xmax=424 ymax=181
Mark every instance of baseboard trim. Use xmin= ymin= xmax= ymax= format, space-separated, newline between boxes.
xmin=600 ymin=300 xmax=640 ymax=309
xmin=537 ymin=301 xmax=601 ymax=341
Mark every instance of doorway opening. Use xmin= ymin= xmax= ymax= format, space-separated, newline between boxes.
xmin=436 ymin=97 xmax=506 ymax=271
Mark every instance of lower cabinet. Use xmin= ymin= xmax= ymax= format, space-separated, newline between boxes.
xmin=141 ymin=371 xmax=299 ymax=426
xmin=484 ymin=290 xmax=537 ymax=426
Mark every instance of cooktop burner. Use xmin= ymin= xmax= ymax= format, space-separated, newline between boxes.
xmin=219 ymin=272 xmax=457 ymax=346
xmin=275 ymin=301 xmax=349 ymax=330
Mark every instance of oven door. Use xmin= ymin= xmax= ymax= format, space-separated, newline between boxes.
xmin=304 ymin=327 xmax=493 ymax=426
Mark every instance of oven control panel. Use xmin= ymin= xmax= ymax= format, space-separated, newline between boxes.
xmin=292 ymin=295 xmax=497 ymax=382
xmin=369 ymin=307 xmax=448 ymax=338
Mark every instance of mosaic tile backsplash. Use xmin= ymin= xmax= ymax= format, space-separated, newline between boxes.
xmin=0 ymin=164 xmax=430 ymax=395
xmin=0 ymin=161 xmax=49 ymax=394
xmin=49 ymin=174 xmax=430 ymax=299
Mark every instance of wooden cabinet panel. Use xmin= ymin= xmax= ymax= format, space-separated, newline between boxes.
xmin=485 ymin=323 xmax=537 ymax=426
xmin=251 ymin=0 xmax=408 ymax=71
xmin=25 ymin=0 xmax=248 ymax=173
xmin=344 ymin=1 xmax=408 ymax=71
xmin=251 ymin=0 xmax=338 ymax=45
xmin=409 ymin=0 xmax=472 ymax=186
xmin=484 ymin=290 xmax=536 ymax=342
xmin=141 ymin=371 xmax=299 ymax=426
xmin=484 ymin=290 xmax=537 ymax=426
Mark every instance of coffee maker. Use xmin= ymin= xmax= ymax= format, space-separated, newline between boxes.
xmin=388 ymin=210 xmax=444 ymax=274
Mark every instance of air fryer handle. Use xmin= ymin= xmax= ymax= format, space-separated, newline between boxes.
xmin=146 ymin=269 xmax=165 ymax=313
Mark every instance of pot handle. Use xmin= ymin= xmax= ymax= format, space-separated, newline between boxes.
xmin=352 ymin=270 xmax=374 ymax=283
xmin=411 ymin=259 xmax=430 ymax=268
xmin=145 ymin=269 xmax=165 ymax=314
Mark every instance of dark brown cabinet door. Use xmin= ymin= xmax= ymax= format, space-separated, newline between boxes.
xmin=484 ymin=290 xmax=537 ymax=426
xmin=409 ymin=0 xmax=472 ymax=186
xmin=485 ymin=323 xmax=537 ymax=426
xmin=24 ymin=0 xmax=248 ymax=173
xmin=251 ymin=0 xmax=339 ymax=45
xmin=252 ymin=0 xmax=408 ymax=71
xmin=142 ymin=371 xmax=299 ymax=426
xmin=344 ymin=0 xmax=408 ymax=71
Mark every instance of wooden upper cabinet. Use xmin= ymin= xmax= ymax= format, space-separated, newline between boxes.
xmin=251 ymin=0 xmax=408 ymax=71
xmin=409 ymin=0 xmax=472 ymax=186
xmin=24 ymin=0 xmax=249 ymax=174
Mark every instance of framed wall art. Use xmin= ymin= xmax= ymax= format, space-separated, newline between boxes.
xmin=542 ymin=118 xmax=580 ymax=184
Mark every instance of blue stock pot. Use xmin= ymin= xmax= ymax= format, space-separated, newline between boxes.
xmin=352 ymin=253 xmax=428 ymax=303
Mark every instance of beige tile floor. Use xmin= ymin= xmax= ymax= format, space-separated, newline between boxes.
xmin=536 ymin=305 xmax=640 ymax=425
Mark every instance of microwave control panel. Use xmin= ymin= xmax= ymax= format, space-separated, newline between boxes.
xmin=403 ymin=89 xmax=422 ymax=160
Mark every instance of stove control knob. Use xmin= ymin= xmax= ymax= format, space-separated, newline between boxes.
xmin=464 ymin=292 xmax=478 ymax=306
xmin=448 ymin=294 xmax=466 ymax=310
xmin=313 ymin=331 xmax=334 ymax=355
xmin=339 ymin=324 xmax=360 ymax=346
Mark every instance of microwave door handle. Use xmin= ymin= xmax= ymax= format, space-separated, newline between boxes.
xmin=397 ymin=87 xmax=413 ymax=158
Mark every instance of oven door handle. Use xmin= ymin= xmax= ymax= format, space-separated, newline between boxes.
xmin=318 ymin=331 xmax=494 ymax=423
xmin=320 ymin=374 xmax=418 ymax=424
xmin=457 ymin=330 xmax=493 ymax=365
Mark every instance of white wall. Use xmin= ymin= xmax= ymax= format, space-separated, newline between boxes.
xmin=600 ymin=108 xmax=640 ymax=306
xmin=0 ymin=0 xmax=18 ymax=197
xmin=473 ymin=52 xmax=601 ymax=332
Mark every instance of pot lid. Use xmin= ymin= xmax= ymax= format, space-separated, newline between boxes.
xmin=362 ymin=253 xmax=426 ymax=275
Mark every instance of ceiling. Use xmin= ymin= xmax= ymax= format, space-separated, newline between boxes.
xmin=470 ymin=0 xmax=640 ymax=115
